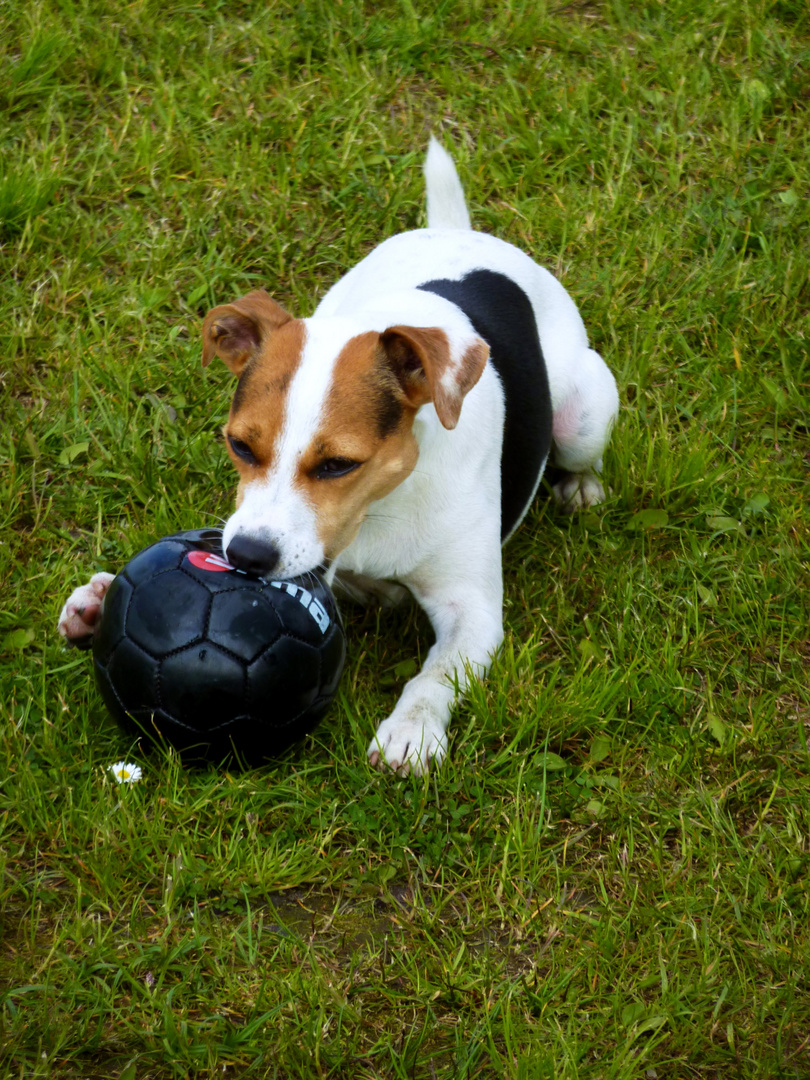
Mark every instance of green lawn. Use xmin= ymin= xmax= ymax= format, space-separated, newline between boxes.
xmin=1 ymin=0 xmax=809 ymax=1077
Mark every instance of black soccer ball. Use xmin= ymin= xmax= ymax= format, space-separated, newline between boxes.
xmin=91 ymin=529 xmax=345 ymax=766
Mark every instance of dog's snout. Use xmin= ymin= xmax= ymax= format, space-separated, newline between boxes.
xmin=226 ymin=535 xmax=282 ymax=577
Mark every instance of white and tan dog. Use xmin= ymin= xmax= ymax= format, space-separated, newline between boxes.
xmin=59 ymin=140 xmax=618 ymax=775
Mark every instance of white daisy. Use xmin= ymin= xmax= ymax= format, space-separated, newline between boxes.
xmin=108 ymin=761 xmax=143 ymax=784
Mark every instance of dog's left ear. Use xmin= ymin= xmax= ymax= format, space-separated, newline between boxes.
xmin=381 ymin=325 xmax=489 ymax=430
xmin=202 ymin=289 xmax=292 ymax=375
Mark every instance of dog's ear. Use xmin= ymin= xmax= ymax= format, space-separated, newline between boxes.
xmin=202 ymin=290 xmax=292 ymax=375
xmin=381 ymin=325 xmax=489 ymax=430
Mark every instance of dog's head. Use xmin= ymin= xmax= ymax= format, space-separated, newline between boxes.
xmin=202 ymin=288 xmax=489 ymax=576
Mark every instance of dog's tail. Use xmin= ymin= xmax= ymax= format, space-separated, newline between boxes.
xmin=424 ymin=137 xmax=472 ymax=230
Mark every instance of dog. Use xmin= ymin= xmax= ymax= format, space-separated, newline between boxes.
xmin=59 ymin=139 xmax=618 ymax=776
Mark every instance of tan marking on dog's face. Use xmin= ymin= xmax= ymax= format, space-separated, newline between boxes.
xmin=220 ymin=317 xmax=484 ymax=573
xmin=223 ymin=319 xmax=307 ymax=475
xmin=295 ymin=331 xmax=420 ymax=558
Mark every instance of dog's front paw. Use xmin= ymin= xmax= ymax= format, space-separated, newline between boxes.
xmin=58 ymin=572 xmax=115 ymax=649
xmin=368 ymin=703 xmax=448 ymax=777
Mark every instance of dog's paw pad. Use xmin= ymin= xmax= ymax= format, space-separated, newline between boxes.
xmin=552 ymin=472 xmax=605 ymax=513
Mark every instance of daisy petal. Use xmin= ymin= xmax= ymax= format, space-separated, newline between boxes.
xmin=108 ymin=761 xmax=143 ymax=784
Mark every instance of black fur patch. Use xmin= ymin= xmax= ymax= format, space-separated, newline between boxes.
xmin=374 ymin=387 xmax=403 ymax=438
xmin=419 ymin=270 xmax=552 ymax=540
xmin=230 ymin=361 xmax=255 ymax=415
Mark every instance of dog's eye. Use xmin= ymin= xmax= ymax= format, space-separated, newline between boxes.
xmin=227 ymin=436 xmax=258 ymax=465
xmin=314 ymin=457 xmax=361 ymax=480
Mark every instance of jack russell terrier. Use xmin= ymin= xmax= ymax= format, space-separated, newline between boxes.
xmin=59 ymin=139 xmax=619 ymax=776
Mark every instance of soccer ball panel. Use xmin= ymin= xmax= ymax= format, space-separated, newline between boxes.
xmin=268 ymin=577 xmax=336 ymax=644
xmin=208 ymin=590 xmax=282 ymax=662
xmin=160 ymin=642 xmax=247 ymax=732
xmin=127 ymin=570 xmax=210 ymax=655
xmin=124 ymin=540 xmax=187 ymax=585
xmin=247 ymin=637 xmax=321 ymax=718
xmin=146 ymin=709 xmax=237 ymax=761
xmin=96 ymin=635 xmax=161 ymax=726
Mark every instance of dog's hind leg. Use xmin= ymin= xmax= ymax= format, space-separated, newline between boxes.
xmin=550 ymin=347 xmax=618 ymax=512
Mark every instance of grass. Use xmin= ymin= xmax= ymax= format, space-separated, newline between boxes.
xmin=1 ymin=0 xmax=809 ymax=1076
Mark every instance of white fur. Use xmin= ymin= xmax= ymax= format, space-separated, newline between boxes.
xmin=424 ymin=136 xmax=472 ymax=230
xmin=58 ymin=140 xmax=619 ymax=778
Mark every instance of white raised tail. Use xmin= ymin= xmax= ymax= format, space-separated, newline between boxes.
xmin=424 ymin=136 xmax=472 ymax=231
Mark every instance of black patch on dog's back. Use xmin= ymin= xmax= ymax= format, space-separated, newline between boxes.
xmin=419 ymin=270 xmax=552 ymax=540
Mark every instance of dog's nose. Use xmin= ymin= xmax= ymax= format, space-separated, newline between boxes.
xmin=225 ymin=535 xmax=281 ymax=577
